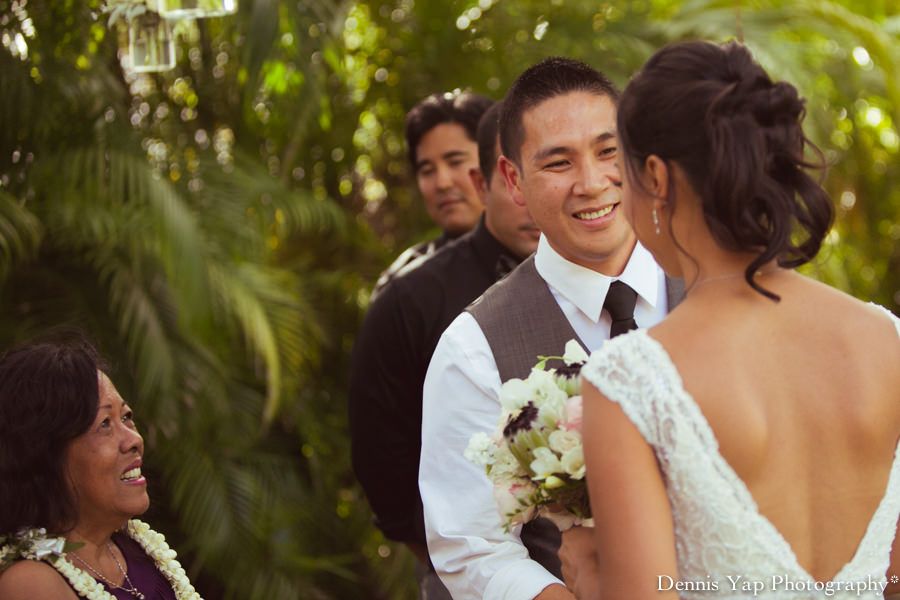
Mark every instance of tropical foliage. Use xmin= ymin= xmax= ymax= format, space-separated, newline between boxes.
xmin=0 ymin=0 xmax=897 ymax=598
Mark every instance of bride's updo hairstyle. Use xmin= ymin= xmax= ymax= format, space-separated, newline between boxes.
xmin=617 ymin=40 xmax=834 ymax=299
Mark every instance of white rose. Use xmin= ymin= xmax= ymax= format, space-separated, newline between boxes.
xmin=488 ymin=444 xmax=523 ymax=480
xmin=529 ymin=446 xmax=563 ymax=479
xmin=525 ymin=370 xmax=567 ymax=425
xmin=560 ymin=446 xmax=585 ymax=479
xmin=548 ymin=429 xmax=581 ymax=454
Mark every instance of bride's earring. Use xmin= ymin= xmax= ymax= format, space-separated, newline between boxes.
xmin=652 ymin=208 xmax=660 ymax=235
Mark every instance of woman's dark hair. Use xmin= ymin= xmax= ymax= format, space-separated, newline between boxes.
xmin=0 ymin=338 xmax=104 ymax=535
xmin=617 ymin=40 xmax=834 ymax=299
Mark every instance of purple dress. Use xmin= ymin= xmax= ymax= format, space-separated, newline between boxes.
xmin=95 ymin=531 xmax=178 ymax=600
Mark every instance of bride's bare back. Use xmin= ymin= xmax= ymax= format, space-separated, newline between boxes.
xmin=652 ymin=271 xmax=900 ymax=583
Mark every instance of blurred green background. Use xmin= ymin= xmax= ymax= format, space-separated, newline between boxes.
xmin=1 ymin=0 xmax=898 ymax=597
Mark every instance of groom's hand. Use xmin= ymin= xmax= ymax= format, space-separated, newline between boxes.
xmin=558 ymin=526 xmax=601 ymax=600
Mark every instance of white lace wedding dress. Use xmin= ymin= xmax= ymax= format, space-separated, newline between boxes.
xmin=580 ymin=306 xmax=900 ymax=599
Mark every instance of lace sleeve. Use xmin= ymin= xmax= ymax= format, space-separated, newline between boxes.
xmin=581 ymin=330 xmax=675 ymax=449
xmin=869 ymin=302 xmax=900 ymax=340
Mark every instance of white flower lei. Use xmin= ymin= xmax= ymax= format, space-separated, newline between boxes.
xmin=0 ymin=520 xmax=203 ymax=600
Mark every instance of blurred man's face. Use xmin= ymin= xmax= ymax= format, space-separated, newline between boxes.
xmin=478 ymin=141 xmax=540 ymax=260
xmin=415 ymin=123 xmax=484 ymax=236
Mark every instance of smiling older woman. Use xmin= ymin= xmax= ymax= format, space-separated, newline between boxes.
xmin=0 ymin=339 xmax=202 ymax=600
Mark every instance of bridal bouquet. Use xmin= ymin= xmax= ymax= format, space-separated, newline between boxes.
xmin=465 ymin=340 xmax=593 ymax=532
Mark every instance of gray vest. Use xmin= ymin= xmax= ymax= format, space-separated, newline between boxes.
xmin=465 ymin=255 xmax=685 ymax=578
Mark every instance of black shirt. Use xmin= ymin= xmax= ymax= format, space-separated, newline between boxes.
xmin=348 ymin=217 xmax=522 ymax=544
xmin=370 ymin=233 xmax=452 ymax=301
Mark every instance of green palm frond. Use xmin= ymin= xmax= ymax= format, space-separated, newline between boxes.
xmin=241 ymin=0 xmax=282 ymax=95
xmin=167 ymin=443 xmax=235 ymax=554
xmin=199 ymin=149 xmax=345 ymax=252
xmin=207 ymin=261 xmax=322 ymax=423
xmin=788 ymin=0 xmax=900 ymax=121
xmin=89 ymin=246 xmax=179 ymax=409
xmin=0 ymin=54 xmax=39 ymax=154
xmin=160 ymin=426 xmax=342 ymax=598
xmin=209 ymin=263 xmax=282 ymax=417
xmin=35 ymin=146 xmax=212 ymax=317
xmin=0 ymin=192 xmax=43 ymax=279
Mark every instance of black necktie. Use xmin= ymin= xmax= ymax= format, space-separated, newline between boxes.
xmin=604 ymin=280 xmax=638 ymax=338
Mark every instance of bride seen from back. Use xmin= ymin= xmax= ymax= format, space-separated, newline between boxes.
xmin=568 ymin=40 xmax=900 ymax=599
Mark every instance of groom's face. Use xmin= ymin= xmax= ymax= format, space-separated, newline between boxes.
xmin=502 ymin=91 xmax=636 ymax=276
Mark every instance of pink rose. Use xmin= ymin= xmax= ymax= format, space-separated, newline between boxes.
xmin=564 ymin=395 xmax=583 ymax=432
xmin=494 ymin=481 xmax=536 ymax=527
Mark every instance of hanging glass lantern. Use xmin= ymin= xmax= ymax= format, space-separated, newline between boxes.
xmin=128 ymin=11 xmax=176 ymax=72
xmin=154 ymin=0 xmax=237 ymax=19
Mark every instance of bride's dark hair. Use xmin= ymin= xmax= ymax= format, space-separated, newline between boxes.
xmin=617 ymin=40 xmax=834 ymax=299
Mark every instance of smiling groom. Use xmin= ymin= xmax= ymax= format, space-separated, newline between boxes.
xmin=419 ymin=57 xmax=684 ymax=600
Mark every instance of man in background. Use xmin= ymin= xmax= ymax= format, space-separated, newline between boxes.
xmin=350 ymin=100 xmax=540 ymax=598
xmin=371 ymin=90 xmax=493 ymax=299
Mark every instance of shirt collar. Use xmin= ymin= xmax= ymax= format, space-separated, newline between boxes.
xmin=533 ymin=235 xmax=661 ymax=323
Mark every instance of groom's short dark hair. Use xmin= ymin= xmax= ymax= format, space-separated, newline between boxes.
xmin=499 ymin=57 xmax=619 ymax=168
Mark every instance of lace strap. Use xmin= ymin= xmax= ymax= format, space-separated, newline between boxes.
xmin=869 ymin=302 xmax=900 ymax=340
xmin=581 ymin=330 xmax=684 ymax=449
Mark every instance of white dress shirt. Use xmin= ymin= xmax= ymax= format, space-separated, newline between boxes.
xmin=419 ymin=235 xmax=668 ymax=600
